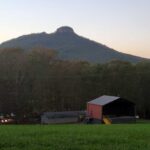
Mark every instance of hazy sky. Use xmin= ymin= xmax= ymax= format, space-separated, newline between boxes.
xmin=0 ymin=0 xmax=150 ymax=58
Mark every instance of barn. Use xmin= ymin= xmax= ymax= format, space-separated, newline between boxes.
xmin=87 ymin=95 xmax=136 ymax=124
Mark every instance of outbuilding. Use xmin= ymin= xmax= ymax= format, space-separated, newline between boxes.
xmin=87 ymin=95 xmax=136 ymax=124
xmin=41 ymin=111 xmax=86 ymax=124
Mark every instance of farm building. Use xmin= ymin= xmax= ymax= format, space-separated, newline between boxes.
xmin=87 ymin=95 xmax=136 ymax=124
xmin=41 ymin=111 xmax=86 ymax=124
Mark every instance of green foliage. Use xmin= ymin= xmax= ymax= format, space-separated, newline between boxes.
xmin=0 ymin=125 xmax=150 ymax=150
xmin=0 ymin=48 xmax=150 ymax=118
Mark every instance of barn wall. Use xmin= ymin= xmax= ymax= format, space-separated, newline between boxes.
xmin=103 ymin=99 xmax=135 ymax=117
xmin=87 ymin=103 xmax=102 ymax=119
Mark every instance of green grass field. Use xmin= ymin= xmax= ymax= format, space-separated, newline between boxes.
xmin=0 ymin=124 xmax=149 ymax=150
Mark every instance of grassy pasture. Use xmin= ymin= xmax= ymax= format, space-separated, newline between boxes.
xmin=0 ymin=124 xmax=149 ymax=150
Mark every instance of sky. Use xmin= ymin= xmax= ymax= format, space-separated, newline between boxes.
xmin=0 ymin=0 xmax=150 ymax=58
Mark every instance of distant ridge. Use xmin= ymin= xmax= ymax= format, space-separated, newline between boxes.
xmin=0 ymin=26 xmax=148 ymax=63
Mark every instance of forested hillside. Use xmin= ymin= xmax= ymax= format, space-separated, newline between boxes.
xmin=0 ymin=48 xmax=150 ymax=119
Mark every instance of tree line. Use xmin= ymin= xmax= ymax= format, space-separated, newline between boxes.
xmin=0 ymin=48 xmax=150 ymax=119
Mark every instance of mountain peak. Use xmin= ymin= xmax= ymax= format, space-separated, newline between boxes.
xmin=55 ymin=26 xmax=74 ymax=34
xmin=0 ymin=26 xmax=146 ymax=63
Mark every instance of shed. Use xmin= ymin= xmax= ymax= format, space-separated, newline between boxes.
xmin=41 ymin=111 xmax=86 ymax=124
xmin=87 ymin=95 xmax=136 ymax=124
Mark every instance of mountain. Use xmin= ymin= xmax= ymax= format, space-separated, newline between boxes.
xmin=0 ymin=26 xmax=147 ymax=63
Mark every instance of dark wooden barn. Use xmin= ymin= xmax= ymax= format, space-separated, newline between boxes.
xmin=87 ymin=95 xmax=136 ymax=124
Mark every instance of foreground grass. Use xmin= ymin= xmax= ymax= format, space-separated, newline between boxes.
xmin=0 ymin=124 xmax=149 ymax=150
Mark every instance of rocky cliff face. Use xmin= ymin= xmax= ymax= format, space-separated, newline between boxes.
xmin=55 ymin=26 xmax=75 ymax=34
